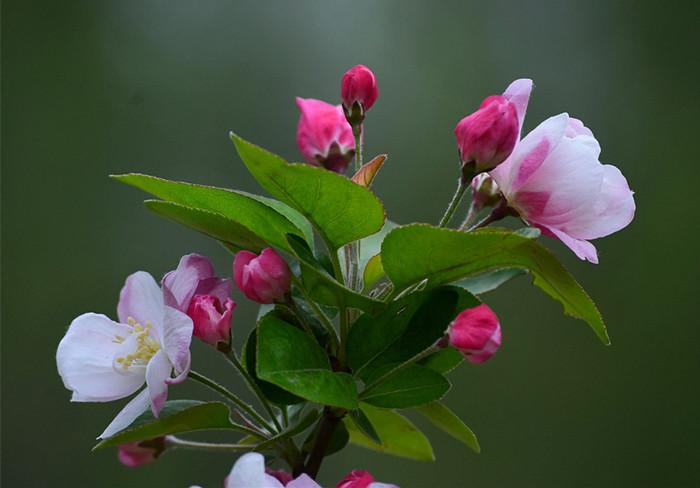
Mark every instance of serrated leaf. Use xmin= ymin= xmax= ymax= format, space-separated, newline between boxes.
xmin=361 ymin=364 xmax=451 ymax=408
xmin=419 ymin=348 xmax=464 ymax=375
xmin=94 ymin=401 xmax=243 ymax=449
xmin=344 ymin=403 xmax=434 ymax=461
xmin=257 ymin=315 xmax=358 ymax=410
xmin=231 ymin=133 xmax=385 ymax=250
xmin=456 ymin=268 xmax=526 ymax=295
xmin=114 ymin=173 xmax=310 ymax=252
xmin=381 ymin=225 xmax=609 ymax=344
xmin=415 ymin=402 xmax=480 ymax=453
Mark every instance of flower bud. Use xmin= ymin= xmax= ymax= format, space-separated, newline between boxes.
xmin=447 ymin=304 xmax=502 ymax=364
xmin=187 ymin=294 xmax=236 ymax=348
xmin=233 ymin=248 xmax=292 ymax=304
xmin=336 ymin=470 xmax=375 ymax=488
xmin=117 ymin=437 xmax=166 ymax=468
xmin=455 ymin=95 xmax=519 ymax=181
xmin=296 ymin=97 xmax=355 ymax=174
xmin=341 ymin=65 xmax=379 ymax=123
xmin=470 ymin=173 xmax=502 ymax=210
xmin=266 ymin=468 xmax=294 ymax=485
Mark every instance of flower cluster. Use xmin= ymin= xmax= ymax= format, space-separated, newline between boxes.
xmin=56 ymin=64 xmax=634 ymax=486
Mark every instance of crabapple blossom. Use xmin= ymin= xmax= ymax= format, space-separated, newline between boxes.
xmin=233 ymin=248 xmax=291 ymax=304
xmin=447 ymin=304 xmax=502 ymax=364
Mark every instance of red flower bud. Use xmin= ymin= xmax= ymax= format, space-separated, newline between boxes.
xmin=117 ymin=437 xmax=166 ymax=468
xmin=296 ymin=97 xmax=355 ymax=173
xmin=233 ymin=248 xmax=292 ymax=304
xmin=187 ymin=294 xmax=235 ymax=348
xmin=336 ymin=470 xmax=376 ymax=488
xmin=455 ymin=95 xmax=519 ymax=179
xmin=447 ymin=304 xmax=502 ymax=364
xmin=341 ymin=65 xmax=379 ymax=112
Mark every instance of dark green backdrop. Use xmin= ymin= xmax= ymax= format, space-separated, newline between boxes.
xmin=3 ymin=1 xmax=698 ymax=486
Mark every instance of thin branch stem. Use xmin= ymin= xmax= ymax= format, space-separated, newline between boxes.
xmin=458 ymin=200 xmax=479 ymax=231
xmin=166 ymin=436 xmax=251 ymax=453
xmin=438 ymin=178 xmax=468 ymax=227
xmin=188 ymin=370 xmax=273 ymax=435
xmin=222 ymin=350 xmax=283 ymax=433
xmin=283 ymin=297 xmax=317 ymax=341
xmin=466 ymin=199 xmax=511 ymax=231
xmin=290 ymin=275 xmax=339 ymax=351
xmin=303 ymin=408 xmax=342 ymax=479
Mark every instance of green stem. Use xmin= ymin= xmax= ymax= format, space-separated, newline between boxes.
xmin=458 ymin=200 xmax=478 ymax=231
xmin=290 ymin=275 xmax=339 ymax=351
xmin=223 ymin=350 xmax=283 ymax=433
xmin=360 ymin=346 xmax=440 ymax=398
xmin=166 ymin=436 xmax=251 ymax=452
xmin=438 ymin=178 xmax=468 ymax=227
xmin=284 ymin=297 xmax=316 ymax=340
xmin=302 ymin=408 xmax=342 ymax=478
xmin=188 ymin=370 xmax=273 ymax=435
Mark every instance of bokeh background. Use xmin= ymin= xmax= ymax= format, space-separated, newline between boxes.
xmin=3 ymin=1 xmax=699 ymax=486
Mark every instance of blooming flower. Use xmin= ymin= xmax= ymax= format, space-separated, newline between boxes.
xmin=455 ymin=79 xmax=533 ymax=179
xmin=336 ymin=469 xmax=399 ymax=488
xmin=162 ymin=253 xmax=234 ymax=347
xmin=341 ymin=64 xmax=379 ymax=112
xmin=447 ymin=304 xmax=502 ymax=364
xmin=233 ymin=248 xmax=292 ymax=304
xmin=490 ymin=113 xmax=636 ymax=263
xmin=117 ymin=437 xmax=166 ymax=467
xmin=296 ymin=97 xmax=356 ymax=173
xmin=224 ymin=453 xmax=320 ymax=488
xmin=56 ymin=271 xmax=193 ymax=439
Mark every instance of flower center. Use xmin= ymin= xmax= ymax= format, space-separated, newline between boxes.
xmin=114 ymin=317 xmax=160 ymax=371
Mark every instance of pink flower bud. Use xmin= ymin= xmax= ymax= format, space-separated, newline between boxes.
xmin=455 ymin=95 xmax=519 ymax=179
xmin=470 ymin=173 xmax=502 ymax=210
xmin=337 ymin=470 xmax=375 ymax=488
xmin=296 ymin=97 xmax=355 ymax=173
xmin=117 ymin=438 xmax=166 ymax=468
xmin=233 ymin=248 xmax=292 ymax=304
xmin=341 ymin=65 xmax=379 ymax=112
xmin=186 ymin=294 xmax=236 ymax=347
xmin=447 ymin=304 xmax=502 ymax=364
xmin=266 ymin=468 xmax=294 ymax=485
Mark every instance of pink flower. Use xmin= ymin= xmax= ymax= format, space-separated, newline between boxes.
xmin=233 ymin=248 xmax=292 ymax=304
xmin=296 ymin=97 xmax=355 ymax=173
xmin=490 ymin=113 xmax=636 ymax=263
xmin=341 ymin=65 xmax=379 ymax=112
xmin=187 ymin=294 xmax=236 ymax=348
xmin=448 ymin=304 xmax=502 ymax=364
xmin=56 ymin=271 xmax=193 ymax=439
xmin=455 ymin=79 xmax=532 ymax=178
xmin=224 ymin=453 xmax=321 ymax=488
xmin=162 ymin=253 xmax=232 ymax=313
xmin=117 ymin=437 xmax=166 ymax=468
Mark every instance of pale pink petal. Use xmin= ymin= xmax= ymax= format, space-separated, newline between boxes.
xmin=145 ymin=349 xmax=171 ymax=416
xmin=545 ymin=226 xmax=599 ymax=264
xmin=117 ymin=272 xmax=164 ymax=327
xmin=369 ymin=484 xmax=400 ymax=488
xmin=99 ymin=389 xmax=151 ymax=439
xmin=162 ymin=254 xmax=219 ymax=311
xmin=161 ymin=306 xmax=193 ymax=378
xmin=196 ymin=277 xmax=232 ymax=305
xmin=226 ymin=453 xmax=285 ymax=488
xmin=57 ymin=313 xmax=144 ymax=402
xmin=503 ymin=78 xmax=533 ymax=135
xmin=286 ymin=474 xmax=322 ymax=488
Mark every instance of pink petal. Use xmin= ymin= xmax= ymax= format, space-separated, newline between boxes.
xmin=99 ymin=389 xmax=151 ymax=439
xmin=160 ymin=306 xmax=193 ymax=379
xmin=162 ymin=253 xmax=217 ymax=311
xmin=226 ymin=453 xmax=285 ymax=488
xmin=57 ymin=313 xmax=144 ymax=402
xmin=545 ymin=226 xmax=599 ymax=264
xmin=145 ymin=349 xmax=171 ymax=416
xmin=287 ymin=474 xmax=323 ymax=488
xmin=503 ymin=78 xmax=533 ymax=136
xmin=117 ymin=272 xmax=164 ymax=327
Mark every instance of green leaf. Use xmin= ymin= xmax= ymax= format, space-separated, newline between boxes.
xmin=303 ymin=417 xmax=350 ymax=457
xmin=257 ymin=315 xmax=358 ymax=409
xmin=244 ymin=193 xmax=315 ymax=251
xmin=344 ymin=403 xmax=434 ymax=461
xmin=456 ymin=268 xmax=526 ymax=295
xmin=419 ymin=348 xmax=464 ymax=375
xmin=286 ymin=234 xmax=385 ymax=315
xmin=94 ymin=401 xmax=242 ymax=449
xmin=347 ymin=287 xmax=478 ymax=379
xmin=254 ymin=409 xmax=319 ymax=451
xmin=231 ymin=133 xmax=385 ymax=250
xmin=348 ymin=408 xmax=382 ymax=445
xmin=361 ymin=364 xmax=451 ymax=408
xmin=382 ymin=225 xmax=609 ymax=344
xmin=113 ymin=173 xmax=310 ymax=252
xmin=415 ymin=402 xmax=480 ymax=453
xmin=244 ymin=328 xmax=304 ymax=405
xmin=362 ymin=254 xmax=384 ymax=291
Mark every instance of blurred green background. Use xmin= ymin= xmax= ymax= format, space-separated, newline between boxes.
xmin=3 ymin=1 xmax=699 ymax=486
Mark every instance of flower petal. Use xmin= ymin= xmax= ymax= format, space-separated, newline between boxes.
xmin=146 ymin=349 xmax=171 ymax=416
xmin=226 ymin=453 xmax=285 ymax=488
xmin=545 ymin=226 xmax=599 ymax=264
xmin=162 ymin=254 xmax=217 ymax=311
xmin=99 ymin=388 xmax=150 ymax=439
xmin=503 ymin=78 xmax=533 ymax=136
xmin=117 ymin=271 xmax=164 ymax=327
xmin=286 ymin=474 xmax=322 ymax=488
xmin=57 ymin=313 xmax=144 ymax=402
xmin=161 ymin=306 xmax=193 ymax=377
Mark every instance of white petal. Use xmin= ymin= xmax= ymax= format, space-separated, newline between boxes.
xmin=57 ymin=313 xmax=144 ymax=402
xmin=286 ymin=474 xmax=322 ymax=488
xmin=117 ymin=271 xmax=164 ymax=328
xmin=99 ymin=389 xmax=150 ymax=439
xmin=161 ymin=253 xmax=216 ymax=311
xmin=161 ymin=306 xmax=193 ymax=376
xmin=226 ymin=453 xmax=284 ymax=488
xmin=546 ymin=227 xmax=599 ymax=264
xmin=369 ymin=484 xmax=400 ymax=488
xmin=146 ymin=349 xmax=171 ymax=416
